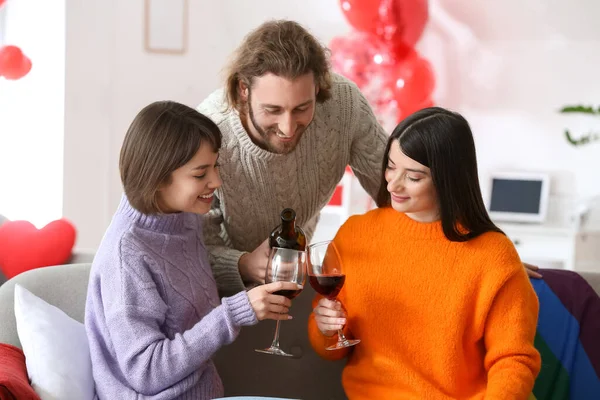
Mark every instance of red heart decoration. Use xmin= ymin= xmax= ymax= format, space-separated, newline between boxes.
xmin=0 ymin=45 xmax=33 ymax=80
xmin=0 ymin=219 xmax=76 ymax=279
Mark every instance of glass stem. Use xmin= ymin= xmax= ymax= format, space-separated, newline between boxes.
xmin=270 ymin=320 xmax=282 ymax=348
xmin=335 ymin=297 xmax=348 ymax=344
xmin=337 ymin=329 xmax=349 ymax=344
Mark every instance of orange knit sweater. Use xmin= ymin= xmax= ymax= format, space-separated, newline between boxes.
xmin=308 ymin=207 xmax=541 ymax=400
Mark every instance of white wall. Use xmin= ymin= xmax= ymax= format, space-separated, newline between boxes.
xmin=424 ymin=0 xmax=600 ymax=200
xmin=64 ymin=0 xmax=350 ymax=250
xmin=63 ymin=0 xmax=600 ymax=251
xmin=63 ymin=0 xmax=114 ymax=252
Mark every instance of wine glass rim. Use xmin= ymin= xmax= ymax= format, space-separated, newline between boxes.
xmin=308 ymin=239 xmax=334 ymax=248
xmin=269 ymin=246 xmax=307 ymax=253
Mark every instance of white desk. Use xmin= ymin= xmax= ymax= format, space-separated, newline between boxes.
xmin=497 ymin=222 xmax=600 ymax=271
xmin=492 ymin=195 xmax=600 ymax=272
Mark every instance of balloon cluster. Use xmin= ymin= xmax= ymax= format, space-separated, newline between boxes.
xmin=0 ymin=0 xmax=32 ymax=80
xmin=331 ymin=0 xmax=434 ymax=131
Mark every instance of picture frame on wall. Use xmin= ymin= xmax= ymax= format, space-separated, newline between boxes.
xmin=0 ymin=4 xmax=7 ymax=46
xmin=144 ymin=0 xmax=188 ymax=55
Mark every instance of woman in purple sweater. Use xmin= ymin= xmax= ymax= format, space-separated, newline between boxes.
xmin=84 ymin=101 xmax=300 ymax=399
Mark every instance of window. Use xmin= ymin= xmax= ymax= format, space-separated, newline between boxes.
xmin=0 ymin=1 xmax=65 ymax=227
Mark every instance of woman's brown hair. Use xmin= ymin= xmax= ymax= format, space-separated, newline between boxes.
xmin=119 ymin=101 xmax=221 ymax=214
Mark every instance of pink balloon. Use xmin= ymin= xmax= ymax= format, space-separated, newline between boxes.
xmin=329 ymin=32 xmax=390 ymax=87
xmin=330 ymin=35 xmax=435 ymax=127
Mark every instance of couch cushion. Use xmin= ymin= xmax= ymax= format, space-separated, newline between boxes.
xmin=0 ymin=343 xmax=40 ymax=400
xmin=14 ymin=284 xmax=95 ymax=400
xmin=0 ymin=263 xmax=91 ymax=349
xmin=0 ymin=219 xmax=76 ymax=279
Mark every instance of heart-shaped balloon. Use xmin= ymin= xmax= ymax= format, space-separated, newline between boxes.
xmin=0 ymin=219 xmax=76 ymax=279
xmin=340 ymin=0 xmax=429 ymax=50
xmin=0 ymin=45 xmax=33 ymax=80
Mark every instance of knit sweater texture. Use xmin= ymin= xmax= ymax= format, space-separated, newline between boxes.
xmin=197 ymin=73 xmax=388 ymax=296
xmin=85 ymin=196 xmax=257 ymax=400
xmin=308 ymin=207 xmax=541 ymax=400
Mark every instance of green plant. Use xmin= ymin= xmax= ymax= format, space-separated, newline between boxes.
xmin=559 ymin=105 xmax=600 ymax=146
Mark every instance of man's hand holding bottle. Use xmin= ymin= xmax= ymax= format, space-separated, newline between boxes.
xmin=238 ymin=239 xmax=270 ymax=285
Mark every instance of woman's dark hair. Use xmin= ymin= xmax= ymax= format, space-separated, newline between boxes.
xmin=119 ymin=101 xmax=222 ymax=214
xmin=376 ymin=107 xmax=502 ymax=241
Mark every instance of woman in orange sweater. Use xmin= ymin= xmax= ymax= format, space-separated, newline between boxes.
xmin=308 ymin=107 xmax=541 ymax=399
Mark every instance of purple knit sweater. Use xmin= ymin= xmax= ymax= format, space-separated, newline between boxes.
xmin=84 ymin=196 xmax=257 ymax=399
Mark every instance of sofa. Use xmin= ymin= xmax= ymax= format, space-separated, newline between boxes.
xmin=0 ymin=263 xmax=346 ymax=399
xmin=0 ymin=264 xmax=599 ymax=399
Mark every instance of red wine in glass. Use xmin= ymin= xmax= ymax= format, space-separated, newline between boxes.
xmin=255 ymin=247 xmax=306 ymax=357
xmin=274 ymin=289 xmax=303 ymax=300
xmin=308 ymin=240 xmax=360 ymax=350
xmin=308 ymin=274 xmax=345 ymax=300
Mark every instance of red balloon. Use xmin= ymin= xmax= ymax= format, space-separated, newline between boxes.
xmin=380 ymin=48 xmax=435 ymax=115
xmin=340 ymin=0 xmax=429 ymax=50
xmin=0 ymin=0 xmax=6 ymax=8
xmin=0 ymin=45 xmax=32 ymax=80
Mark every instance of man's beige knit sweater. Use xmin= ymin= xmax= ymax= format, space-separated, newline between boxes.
xmin=198 ymin=74 xmax=387 ymax=296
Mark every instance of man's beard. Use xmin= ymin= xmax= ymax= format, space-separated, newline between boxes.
xmin=246 ymin=93 xmax=310 ymax=155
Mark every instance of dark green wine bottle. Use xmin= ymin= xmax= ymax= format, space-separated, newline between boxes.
xmin=269 ymin=208 xmax=306 ymax=250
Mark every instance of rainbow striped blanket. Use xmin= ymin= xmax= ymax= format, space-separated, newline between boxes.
xmin=530 ymin=270 xmax=600 ymax=399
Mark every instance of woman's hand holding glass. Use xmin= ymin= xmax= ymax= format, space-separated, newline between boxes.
xmin=255 ymin=247 xmax=306 ymax=357
xmin=308 ymin=240 xmax=359 ymax=350
xmin=313 ymin=297 xmax=348 ymax=337
xmin=247 ymin=281 xmax=301 ymax=321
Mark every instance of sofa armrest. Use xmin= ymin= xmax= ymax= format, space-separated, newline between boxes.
xmin=0 ymin=263 xmax=91 ymax=348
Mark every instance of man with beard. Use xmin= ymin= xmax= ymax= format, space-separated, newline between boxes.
xmin=197 ymin=20 xmax=387 ymax=296
xmin=198 ymin=20 xmax=542 ymax=297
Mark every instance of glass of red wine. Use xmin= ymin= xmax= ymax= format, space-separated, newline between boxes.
xmin=308 ymin=240 xmax=360 ymax=350
xmin=255 ymin=247 xmax=306 ymax=357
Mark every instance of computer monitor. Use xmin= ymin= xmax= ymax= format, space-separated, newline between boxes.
xmin=487 ymin=171 xmax=550 ymax=223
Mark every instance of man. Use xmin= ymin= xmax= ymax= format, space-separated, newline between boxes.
xmin=198 ymin=20 xmax=541 ymax=297
xmin=198 ymin=20 xmax=387 ymax=296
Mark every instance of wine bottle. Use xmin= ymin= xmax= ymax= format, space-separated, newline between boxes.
xmin=269 ymin=208 xmax=306 ymax=250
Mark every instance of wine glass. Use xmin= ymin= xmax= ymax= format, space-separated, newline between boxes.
xmin=307 ymin=240 xmax=360 ymax=350
xmin=255 ymin=247 xmax=306 ymax=357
